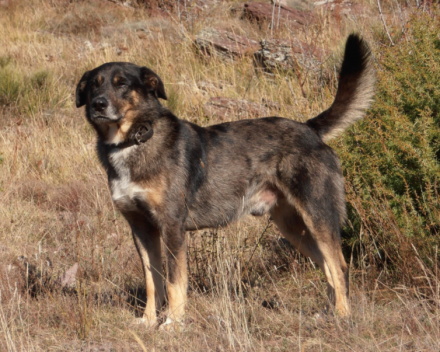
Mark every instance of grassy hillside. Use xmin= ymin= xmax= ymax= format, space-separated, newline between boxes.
xmin=0 ymin=0 xmax=439 ymax=351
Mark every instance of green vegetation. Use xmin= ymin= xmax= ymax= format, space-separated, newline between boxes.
xmin=339 ymin=13 xmax=440 ymax=284
xmin=0 ymin=58 xmax=67 ymax=114
xmin=0 ymin=57 xmax=21 ymax=106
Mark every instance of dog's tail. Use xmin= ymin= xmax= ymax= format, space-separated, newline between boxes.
xmin=306 ymin=34 xmax=375 ymax=142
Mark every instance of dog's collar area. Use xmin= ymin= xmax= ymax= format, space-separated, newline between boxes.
xmin=109 ymin=122 xmax=154 ymax=149
xmin=133 ymin=123 xmax=154 ymax=144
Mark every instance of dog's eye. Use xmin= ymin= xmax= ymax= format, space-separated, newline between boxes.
xmin=116 ymin=81 xmax=127 ymax=88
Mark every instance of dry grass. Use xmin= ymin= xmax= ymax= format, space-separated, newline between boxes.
xmin=0 ymin=0 xmax=439 ymax=350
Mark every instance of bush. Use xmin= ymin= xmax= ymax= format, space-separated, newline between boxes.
xmin=0 ymin=57 xmax=22 ymax=106
xmin=337 ymin=12 xmax=440 ymax=286
xmin=0 ymin=60 xmax=67 ymax=115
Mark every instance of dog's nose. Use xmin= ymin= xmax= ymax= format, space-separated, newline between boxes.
xmin=92 ymin=97 xmax=108 ymax=112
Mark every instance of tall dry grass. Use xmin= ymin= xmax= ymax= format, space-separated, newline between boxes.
xmin=0 ymin=0 xmax=439 ymax=350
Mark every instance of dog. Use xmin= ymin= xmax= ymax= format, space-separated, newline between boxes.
xmin=76 ymin=34 xmax=375 ymax=328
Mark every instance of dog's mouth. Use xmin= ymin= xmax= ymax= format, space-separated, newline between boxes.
xmin=91 ymin=113 xmax=122 ymax=124
xmin=93 ymin=115 xmax=110 ymax=122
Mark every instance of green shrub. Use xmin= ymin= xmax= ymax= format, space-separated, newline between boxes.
xmin=0 ymin=61 xmax=67 ymax=114
xmin=337 ymin=12 xmax=440 ymax=286
xmin=0 ymin=62 xmax=22 ymax=106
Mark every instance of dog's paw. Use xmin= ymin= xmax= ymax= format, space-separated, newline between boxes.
xmin=131 ymin=317 xmax=157 ymax=329
xmin=158 ymin=317 xmax=184 ymax=332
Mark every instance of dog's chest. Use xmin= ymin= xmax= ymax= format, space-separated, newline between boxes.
xmin=107 ymin=147 xmax=147 ymax=210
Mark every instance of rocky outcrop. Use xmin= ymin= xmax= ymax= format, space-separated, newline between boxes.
xmin=195 ymin=28 xmax=259 ymax=60
xmin=254 ymin=39 xmax=325 ymax=73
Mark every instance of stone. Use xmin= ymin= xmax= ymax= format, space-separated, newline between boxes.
xmin=254 ymin=38 xmax=326 ymax=73
xmin=195 ymin=28 xmax=259 ymax=60
xmin=238 ymin=2 xmax=315 ymax=29
xmin=203 ymin=97 xmax=269 ymax=121
xmin=55 ymin=262 xmax=79 ymax=289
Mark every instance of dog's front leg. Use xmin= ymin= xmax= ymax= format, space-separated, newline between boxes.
xmin=125 ymin=213 xmax=165 ymax=328
xmin=162 ymin=224 xmax=188 ymax=327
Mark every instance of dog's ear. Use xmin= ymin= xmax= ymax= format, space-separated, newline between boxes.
xmin=140 ymin=67 xmax=167 ymax=100
xmin=76 ymin=71 xmax=90 ymax=108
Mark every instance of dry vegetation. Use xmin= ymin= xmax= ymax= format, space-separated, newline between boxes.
xmin=0 ymin=0 xmax=439 ymax=350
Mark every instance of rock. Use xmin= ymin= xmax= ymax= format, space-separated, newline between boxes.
xmin=314 ymin=0 xmax=366 ymax=16
xmin=55 ymin=262 xmax=79 ymax=289
xmin=195 ymin=28 xmax=259 ymax=60
xmin=203 ymin=97 xmax=270 ymax=121
xmin=238 ymin=2 xmax=315 ymax=29
xmin=254 ymin=39 xmax=325 ymax=73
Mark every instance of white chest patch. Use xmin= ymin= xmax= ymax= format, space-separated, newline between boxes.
xmin=108 ymin=147 xmax=144 ymax=203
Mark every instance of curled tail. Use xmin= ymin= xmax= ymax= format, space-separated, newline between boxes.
xmin=307 ymin=34 xmax=375 ymax=142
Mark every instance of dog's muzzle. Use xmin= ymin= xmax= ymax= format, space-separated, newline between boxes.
xmin=90 ymin=96 xmax=120 ymax=123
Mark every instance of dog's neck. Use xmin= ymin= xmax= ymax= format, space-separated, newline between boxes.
xmin=106 ymin=122 xmax=154 ymax=149
xmin=95 ymin=110 xmax=180 ymax=171
xmin=89 ymin=102 xmax=165 ymax=145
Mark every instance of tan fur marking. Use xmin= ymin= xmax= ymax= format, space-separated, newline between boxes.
xmin=137 ymin=175 xmax=167 ymax=208
xmin=167 ymin=249 xmax=188 ymax=321
xmin=131 ymin=90 xmax=140 ymax=105
xmin=96 ymin=75 xmax=103 ymax=85
xmin=149 ymin=77 xmax=157 ymax=88
xmin=118 ymin=110 xmax=136 ymax=135
xmin=112 ymin=76 xmax=122 ymax=85
xmin=104 ymin=99 xmax=137 ymax=144
xmin=319 ymin=246 xmax=350 ymax=316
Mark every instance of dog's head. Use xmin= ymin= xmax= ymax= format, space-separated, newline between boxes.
xmin=76 ymin=62 xmax=167 ymax=141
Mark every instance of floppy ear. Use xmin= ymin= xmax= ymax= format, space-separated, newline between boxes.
xmin=140 ymin=67 xmax=167 ymax=100
xmin=75 ymin=71 xmax=90 ymax=108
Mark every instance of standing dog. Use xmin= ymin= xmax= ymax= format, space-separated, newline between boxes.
xmin=76 ymin=34 xmax=374 ymax=327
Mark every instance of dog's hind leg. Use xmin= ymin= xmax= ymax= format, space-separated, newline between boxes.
xmin=125 ymin=214 xmax=165 ymax=327
xmin=271 ymin=198 xmax=350 ymax=316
